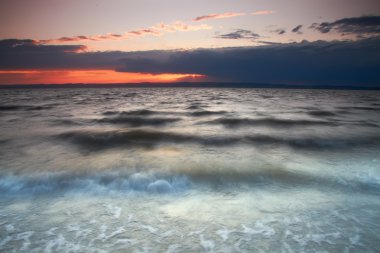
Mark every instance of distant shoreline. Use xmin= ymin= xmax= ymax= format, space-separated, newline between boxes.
xmin=0 ymin=82 xmax=379 ymax=90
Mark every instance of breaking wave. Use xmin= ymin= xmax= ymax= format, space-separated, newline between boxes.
xmin=0 ymin=172 xmax=190 ymax=196
xmin=1 ymin=168 xmax=379 ymax=196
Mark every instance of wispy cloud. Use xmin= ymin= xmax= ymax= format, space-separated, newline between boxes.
xmin=36 ymin=10 xmax=275 ymax=44
xmin=252 ymin=10 xmax=276 ymax=16
xmin=126 ymin=29 xmax=160 ymax=37
xmin=193 ymin=12 xmax=246 ymax=22
xmin=40 ymin=21 xmax=212 ymax=44
xmin=310 ymin=15 xmax=380 ymax=38
xmin=151 ymin=22 xmax=212 ymax=32
xmin=41 ymin=34 xmax=124 ymax=43
xmin=292 ymin=25 xmax=303 ymax=34
xmin=215 ymin=29 xmax=260 ymax=40
xmin=272 ymin=29 xmax=286 ymax=35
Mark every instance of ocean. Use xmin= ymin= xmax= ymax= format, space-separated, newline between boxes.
xmin=0 ymin=87 xmax=379 ymax=252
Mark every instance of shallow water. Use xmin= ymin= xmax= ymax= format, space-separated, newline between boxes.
xmin=0 ymin=87 xmax=380 ymax=252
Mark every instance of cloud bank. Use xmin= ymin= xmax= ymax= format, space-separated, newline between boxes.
xmin=116 ymin=37 xmax=380 ymax=85
xmin=1 ymin=36 xmax=379 ymax=86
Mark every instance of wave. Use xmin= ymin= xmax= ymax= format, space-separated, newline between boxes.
xmin=96 ymin=116 xmax=181 ymax=127
xmin=56 ymin=129 xmax=380 ymax=151
xmin=204 ymin=117 xmax=338 ymax=128
xmin=0 ymin=139 xmax=9 ymax=145
xmin=101 ymin=108 xmax=227 ymax=119
xmin=1 ymin=168 xmax=379 ymax=196
xmin=57 ymin=130 xmax=202 ymax=150
xmin=0 ymin=172 xmax=189 ymax=195
xmin=337 ymin=106 xmax=380 ymax=111
xmin=123 ymin=92 xmax=138 ymax=97
xmin=188 ymin=110 xmax=227 ymax=117
xmin=0 ymin=104 xmax=54 ymax=111
xmin=307 ymin=110 xmax=336 ymax=117
xmin=102 ymin=109 xmax=158 ymax=116
xmin=187 ymin=104 xmax=206 ymax=110
xmin=51 ymin=118 xmax=84 ymax=126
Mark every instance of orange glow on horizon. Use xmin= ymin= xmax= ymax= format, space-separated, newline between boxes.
xmin=0 ymin=70 xmax=205 ymax=84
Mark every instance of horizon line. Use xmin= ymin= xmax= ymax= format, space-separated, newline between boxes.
xmin=0 ymin=82 xmax=379 ymax=90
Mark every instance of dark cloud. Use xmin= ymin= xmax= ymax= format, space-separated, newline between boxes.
xmin=0 ymin=39 xmax=86 ymax=53
xmin=116 ymin=37 xmax=380 ymax=85
xmin=256 ymin=41 xmax=283 ymax=45
xmin=272 ymin=29 xmax=286 ymax=35
xmin=292 ymin=25 xmax=303 ymax=34
xmin=215 ymin=29 xmax=260 ymax=40
xmin=311 ymin=16 xmax=380 ymax=37
xmin=1 ymin=37 xmax=380 ymax=86
xmin=0 ymin=39 xmax=123 ymax=70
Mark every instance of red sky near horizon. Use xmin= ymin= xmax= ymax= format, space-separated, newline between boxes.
xmin=0 ymin=70 xmax=205 ymax=84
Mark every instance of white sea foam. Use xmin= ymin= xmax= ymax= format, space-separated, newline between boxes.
xmin=113 ymin=238 xmax=138 ymax=246
xmin=242 ymin=221 xmax=275 ymax=238
xmin=15 ymin=231 xmax=34 ymax=251
xmin=43 ymin=234 xmax=81 ymax=253
xmin=140 ymin=224 xmax=158 ymax=234
xmin=166 ymin=244 xmax=181 ymax=253
xmin=104 ymin=204 xmax=122 ymax=218
xmin=200 ymin=235 xmax=215 ymax=251
xmin=102 ymin=227 xmax=126 ymax=241
xmin=349 ymin=234 xmax=361 ymax=245
xmin=45 ymin=227 xmax=59 ymax=236
xmin=216 ymin=227 xmax=234 ymax=242
xmin=5 ymin=224 xmax=15 ymax=232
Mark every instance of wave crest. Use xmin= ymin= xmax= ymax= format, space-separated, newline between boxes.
xmin=1 ymin=168 xmax=379 ymax=196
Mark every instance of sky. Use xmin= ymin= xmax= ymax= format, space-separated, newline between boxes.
xmin=0 ymin=0 xmax=379 ymax=85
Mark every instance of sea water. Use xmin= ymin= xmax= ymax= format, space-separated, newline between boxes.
xmin=0 ymin=87 xmax=379 ymax=252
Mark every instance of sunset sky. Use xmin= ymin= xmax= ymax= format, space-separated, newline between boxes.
xmin=0 ymin=0 xmax=379 ymax=85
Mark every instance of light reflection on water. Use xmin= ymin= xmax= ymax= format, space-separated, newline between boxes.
xmin=0 ymin=88 xmax=380 ymax=252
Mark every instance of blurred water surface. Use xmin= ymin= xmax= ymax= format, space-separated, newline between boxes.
xmin=0 ymin=87 xmax=380 ymax=252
